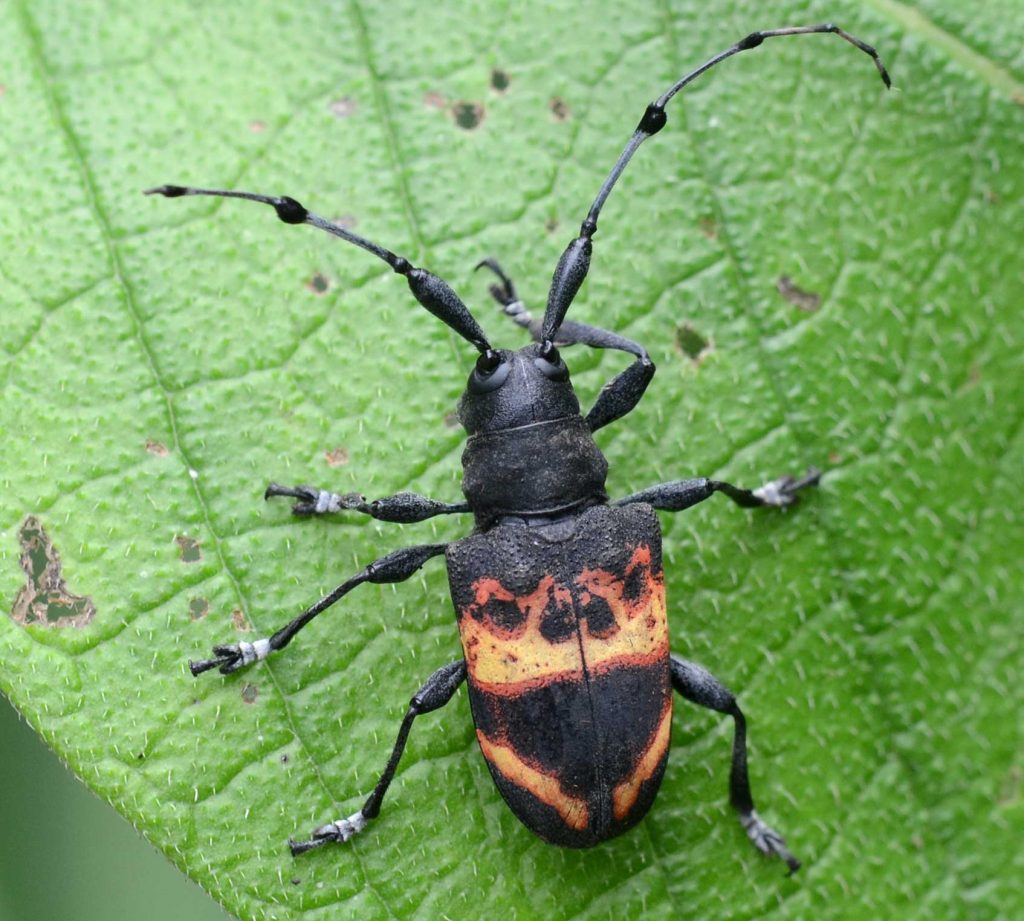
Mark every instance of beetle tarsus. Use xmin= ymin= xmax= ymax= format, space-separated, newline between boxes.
xmin=189 ymin=639 xmax=271 ymax=677
xmin=740 ymin=809 xmax=801 ymax=875
xmin=289 ymin=812 xmax=368 ymax=856
xmin=753 ymin=467 xmax=822 ymax=508
xmin=265 ymin=482 xmax=355 ymax=516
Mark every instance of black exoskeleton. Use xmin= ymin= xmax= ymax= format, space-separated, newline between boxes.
xmin=150 ymin=24 xmax=889 ymax=872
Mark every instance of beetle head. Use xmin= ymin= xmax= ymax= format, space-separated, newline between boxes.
xmin=457 ymin=343 xmax=580 ymax=436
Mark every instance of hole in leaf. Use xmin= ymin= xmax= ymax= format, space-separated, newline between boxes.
xmin=675 ymin=323 xmax=711 ymax=363
xmin=175 ymin=535 xmax=202 ymax=563
xmin=491 ymin=68 xmax=510 ymax=92
xmin=306 ymin=272 xmax=330 ymax=295
xmin=453 ymin=101 xmax=485 ymax=130
xmin=11 ymin=516 xmax=96 ymax=628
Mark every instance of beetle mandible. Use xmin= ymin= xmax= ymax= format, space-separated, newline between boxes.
xmin=148 ymin=24 xmax=890 ymax=871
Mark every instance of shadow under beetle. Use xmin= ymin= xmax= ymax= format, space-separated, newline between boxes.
xmin=149 ymin=24 xmax=889 ymax=871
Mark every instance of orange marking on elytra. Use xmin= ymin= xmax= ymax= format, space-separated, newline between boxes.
xmin=612 ymin=699 xmax=673 ymax=820
xmin=477 ymin=731 xmax=589 ymax=831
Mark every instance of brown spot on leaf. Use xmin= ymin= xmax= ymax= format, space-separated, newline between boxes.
xmin=549 ymin=97 xmax=570 ymax=121
xmin=675 ymin=323 xmax=711 ymax=363
xmin=306 ymin=272 xmax=330 ymax=295
xmin=324 ymin=447 xmax=349 ymax=467
xmin=776 ymin=275 xmax=821 ymax=313
xmin=544 ymin=217 xmax=559 ymax=234
xmin=329 ymin=96 xmax=358 ymax=118
xmin=248 ymin=120 xmax=267 ymax=133
xmin=189 ymin=597 xmax=209 ymax=621
xmin=491 ymin=68 xmax=510 ymax=92
xmin=698 ymin=216 xmax=718 ymax=239
xmin=175 ymin=535 xmax=202 ymax=563
xmin=0 ymin=85 xmax=6 ymax=98
xmin=145 ymin=440 xmax=170 ymax=456
xmin=10 ymin=516 xmax=96 ymax=628
xmin=241 ymin=683 xmax=259 ymax=704
xmin=453 ymin=100 xmax=485 ymax=130
xmin=232 ymin=608 xmax=251 ymax=632
xmin=828 ymin=451 xmax=843 ymax=465
xmin=423 ymin=90 xmax=447 ymax=110
xmin=998 ymin=764 xmax=1021 ymax=805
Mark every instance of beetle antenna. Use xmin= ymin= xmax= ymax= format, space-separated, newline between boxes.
xmin=540 ymin=23 xmax=891 ymax=346
xmin=145 ymin=185 xmax=492 ymax=353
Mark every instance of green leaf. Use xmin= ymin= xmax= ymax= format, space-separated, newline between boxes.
xmin=2 ymin=1 xmax=1021 ymax=919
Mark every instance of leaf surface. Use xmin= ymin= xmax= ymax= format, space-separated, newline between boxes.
xmin=1 ymin=1 xmax=1021 ymax=918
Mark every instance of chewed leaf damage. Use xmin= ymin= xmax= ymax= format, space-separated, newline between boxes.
xmin=10 ymin=516 xmax=95 ymax=628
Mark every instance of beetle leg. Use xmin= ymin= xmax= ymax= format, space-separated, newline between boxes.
xmin=289 ymin=660 xmax=467 ymax=855
xmin=616 ymin=469 xmax=821 ymax=512
xmin=264 ymin=484 xmax=469 ymax=523
xmin=670 ymin=655 xmax=800 ymax=874
xmin=188 ymin=543 xmax=448 ymax=676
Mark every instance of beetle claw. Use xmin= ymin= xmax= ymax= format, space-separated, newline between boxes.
xmin=740 ymin=810 xmax=801 ymax=874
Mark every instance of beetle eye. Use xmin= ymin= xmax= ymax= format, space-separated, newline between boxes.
xmin=476 ymin=349 xmax=502 ymax=374
xmin=534 ymin=345 xmax=569 ymax=382
xmin=469 ymin=350 xmax=511 ymax=393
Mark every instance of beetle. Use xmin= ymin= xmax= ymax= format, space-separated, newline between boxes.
xmin=148 ymin=24 xmax=889 ymax=872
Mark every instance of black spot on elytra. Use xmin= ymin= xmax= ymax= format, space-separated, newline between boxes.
xmin=11 ymin=516 xmax=96 ymax=628
xmin=480 ymin=597 xmax=525 ymax=633
xmin=539 ymin=587 xmax=576 ymax=643
xmin=453 ymin=101 xmax=485 ymax=130
xmin=490 ymin=68 xmax=510 ymax=92
xmin=622 ymin=562 xmax=649 ymax=604
xmin=581 ymin=594 xmax=617 ymax=638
